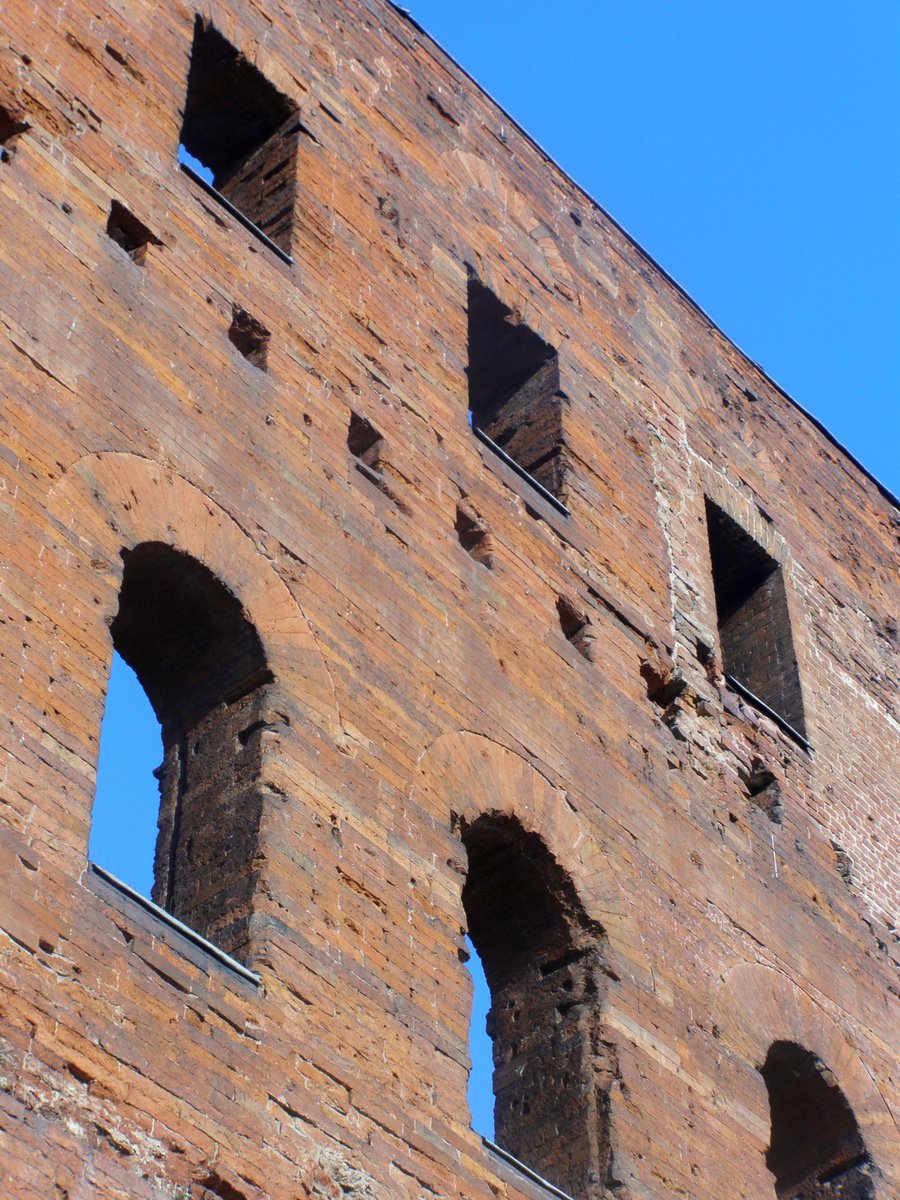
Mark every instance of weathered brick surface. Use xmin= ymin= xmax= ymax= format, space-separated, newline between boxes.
xmin=0 ymin=2 xmax=897 ymax=1199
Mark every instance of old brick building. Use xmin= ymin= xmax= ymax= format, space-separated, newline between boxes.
xmin=1 ymin=1 xmax=897 ymax=1197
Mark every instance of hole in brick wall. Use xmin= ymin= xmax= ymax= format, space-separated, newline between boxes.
xmin=106 ymin=200 xmax=161 ymax=264
xmin=347 ymin=411 xmax=385 ymax=469
xmin=761 ymin=1042 xmax=874 ymax=1198
xmin=455 ymin=506 xmax=493 ymax=568
xmin=347 ymin=412 xmax=412 ymax=512
xmin=467 ymin=274 xmax=566 ymax=498
xmin=461 ymin=814 xmax=610 ymax=1197
xmin=229 ymin=306 xmax=270 ymax=369
xmin=831 ymin=840 xmax=855 ymax=889
xmin=739 ymin=760 xmax=783 ymax=823
xmin=705 ymin=499 xmax=806 ymax=737
xmin=557 ymin=596 xmax=594 ymax=661
xmin=89 ymin=542 xmax=274 ymax=962
xmin=179 ymin=16 xmax=299 ymax=253
xmin=0 ymin=104 xmax=29 ymax=163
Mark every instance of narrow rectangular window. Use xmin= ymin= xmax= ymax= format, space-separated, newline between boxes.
xmin=706 ymin=499 xmax=806 ymax=738
xmin=467 ymin=275 xmax=567 ymax=502
xmin=179 ymin=17 xmax=298 ymax=257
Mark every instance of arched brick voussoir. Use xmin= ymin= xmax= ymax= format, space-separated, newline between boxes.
xmin=412 ymin=730 xmax=651 ymax=982
xmin=710 ymin=962 xmax=900 ymax=1180
xmin=45 ymin=452 xmax=339 ymax=734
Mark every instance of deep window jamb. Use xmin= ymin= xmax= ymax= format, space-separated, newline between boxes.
xmin=178 ymin=17 xmax=298 ymax=264
xmin=705 ymin=498 xmax=808 ymax=743
xmin=467 ymin=274 xmax=569 ymax=515
xmin=89 ymin=542 xmax=274 ymax=966
xmin=461 ymin=815 xmax=610 ymax=1199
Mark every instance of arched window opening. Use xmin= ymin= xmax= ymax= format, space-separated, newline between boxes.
xmin=762 ymin=1041 xmax=874 ymax=1199
xmin=92 ymin=542 xmax=273 ymax=962
xmin=90 ymin=650 xmax=161 ymax=897
xmin=461 ymin=814 xmax=610 ymax=1199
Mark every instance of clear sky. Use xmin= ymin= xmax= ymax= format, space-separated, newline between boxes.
xmin=90 ymin=0 xmax=898 ymax=1150
xmin=406 ymin=0 xmax=900 ymax=497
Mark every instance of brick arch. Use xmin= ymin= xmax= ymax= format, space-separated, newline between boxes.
xmin=45 ymin=451 xmax=338 ymax=735
xmin=710 ymin=962 xmax=899 ymax=1184
xmin=412 ymin=729 xmax=650 ymax=981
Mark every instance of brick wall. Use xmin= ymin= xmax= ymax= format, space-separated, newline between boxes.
xmin=0 ymin=1 xmax=897 ymax=1198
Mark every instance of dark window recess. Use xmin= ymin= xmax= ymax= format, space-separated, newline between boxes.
xmin=461 ymin=815 xmax=612 ymax=1199
xmin=229 ymin=306 xmax=270 ymax=369
xmin=179 ymin=17 xmax=298 ymax=255
xmin=762 ymin=1042 xmax=874 ymax=1199
xmin=106 ymin=200 xmax=161 ymax=264
xmin=557 ymin=596 xmax=594 ymax=662
xmin=97 ymin=542 xmax=274 ymax=964
xmin=706 ymin=499 xmax=806 ymax=738
xmin=0 ymin=104 xmax=28 ymax=163
xmin=467 ymin=275 xmax=567 ymax=499
xmin=455 ymin=506 xmax=493 ymax=568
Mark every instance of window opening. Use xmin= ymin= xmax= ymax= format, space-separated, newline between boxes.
xmin=467 ymin=275 xmax=567 ymax=504
xmin=229 ymin=305 xmax=270 ymax=369
xmin=0 ymin=105 xmax=28 ymax=163
xmin=461 ymin=814 xmax=611 ymax=1198
xmin=177 ymin=144 xmax=213 ymax=184
xmin=179 ymin=17 xmax=298 ymax=258
xmin=464 ymin=934 xmax=494 ymax=1139
xmin=90 ymin=650 xmax=161 ymax=897
xmin=705 ymin=499 xmax=806 ymax=739
xmin=90 ymin=542 xmax=273 ymax=962
xmin=762 ymin=1041 xmax=874 ymax=1198
xmin=106 ymin=200 xmax=161 ymax=264
xmin=455 ymin=506 xmax=493 ymax=568
xmin=557 ymin=596 xmax=594 ymax=662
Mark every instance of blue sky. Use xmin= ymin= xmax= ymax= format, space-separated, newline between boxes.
xmin=406 ymin=0 xmax=899 ymax=496
xmin=91 ymin=0 xmax=898 ymax=1147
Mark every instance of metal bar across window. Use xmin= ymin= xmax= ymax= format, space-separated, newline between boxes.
xmin=482 ymin=1139 xmax=576 ymax=1200
xmin=89 ymin=862 xmax=262 ymax=985
xmin=725 ymin=675 xmax=813 ymax=753
xmin=472 ymin=426 xmax=571 ymax=517
xmin=180 ymin=162 xmax=294 ymax=266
